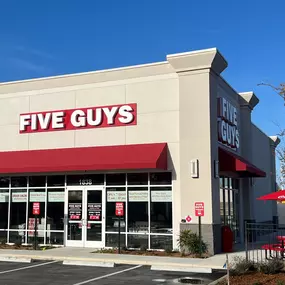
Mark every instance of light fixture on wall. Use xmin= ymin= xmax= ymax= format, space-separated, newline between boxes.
xmin=190 ymin=159 xmax=199 ymax=178
xmin=214 ymin=160 xmax=219 ymax=179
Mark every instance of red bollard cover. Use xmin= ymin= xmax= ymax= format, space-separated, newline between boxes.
xmin=222 ymin=225 xmax=233 ymax=252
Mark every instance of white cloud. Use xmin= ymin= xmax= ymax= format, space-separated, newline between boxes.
xmin=13 ymin=46 xmax=55 ymax=60
xmin=8 ymin=57 xmax=52 ymax=73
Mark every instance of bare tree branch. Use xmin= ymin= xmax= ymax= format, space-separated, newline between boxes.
xmin=258 ymin=82 xmax=285 ymax=189
xmin=258 ymin=82 xmax=285 ymax=101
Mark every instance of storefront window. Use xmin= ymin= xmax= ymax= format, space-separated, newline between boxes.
xmin=128 ymin=234 xmax=148 ymax=249
xmin=0 ymin=177 xmax=9 ymax=188
xmin=11 ymin=177 xmax=27 ymax=188
xmin=220 ymin=188 xmax=225 ymax=224
xmin=0 ymin=231 xmax=7 ymax=243
xmin=47 ymin=189 xmax=64 ymax=231
xmin=150 ymin=187 xmax=172 ymax=234
xmin=47 ymin=175 xmax=65 ymax=187
xmin=220 ymin=176 xmax=240 ymax=243
xmin=47 ymin=232 xmax=64 ymax=245
xmin=106 ymin=187 xmax=126 ymax=232
xmin=127 ymin=173 xmax=148 ymax=185
xmin=10 ymin=189 xmax=27 ymax=229
xmin=106 ymin=174 xmax=125 ymax=186
xmin=128 ymin=187 xmax=148 ymax=233
xmin=28 ymin=189 xmax=46 ymax=244
xmin=29 ymin=176 xmax=46 ymax=187
xmin=1 ymin=172 xmax=173 ymax=248
xmin=9 ymin=231 xmax=25 ymax=244
xmin=0 ymin=189 xmax=9 ymax=230
xmin=150 ymin=172 xmax=171 ymax=185
xmin=106 ymin=233 xmax=126 ymax=248
xmin=150 ymin=235 xmax=173 ymax=250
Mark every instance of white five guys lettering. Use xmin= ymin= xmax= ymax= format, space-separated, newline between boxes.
xmin=19 ymin=104 xmax=136 ymax=133
xmin=217 ymin=98 xmax=240 ymax=150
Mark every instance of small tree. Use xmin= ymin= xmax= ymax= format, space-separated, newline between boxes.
xmin=258 ymin=82 xmax=285 ymax=189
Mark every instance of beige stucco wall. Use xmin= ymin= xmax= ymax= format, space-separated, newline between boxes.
xmin=0 ymin=48 xmax=279 ymax=252
xmin=251 ymin=124 xmax=277 ymax=222
xmin=0 ymin=74 xmax=181 ymax=150
xmin=0 ymin=64 xmax=182 ymax=247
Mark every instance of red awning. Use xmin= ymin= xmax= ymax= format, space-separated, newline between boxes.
xmin=0 ymin=143 xmax=168 ymax=174
xmin=219 ymin=147 xmax=266 ymax=178
xmin=257 ymin=190 xmax=285 ymax=201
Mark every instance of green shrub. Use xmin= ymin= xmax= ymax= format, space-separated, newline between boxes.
xmin=258 ymin=258 xmax=284 ymax=275
xmin=230 ymin=256 xmax=255 ymax=276
xmin=276 ymin=280 xmax=285 ymax=285
xmin=177 ymin=229 xmax=207 ymax=255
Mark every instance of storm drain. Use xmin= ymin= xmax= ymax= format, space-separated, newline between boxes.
xmin=178 ymin=277 xmax=205 ymax=284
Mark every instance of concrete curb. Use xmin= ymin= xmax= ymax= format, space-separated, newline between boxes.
xmin=0 ymin=253 xmax=224 ymax=273
xmin=0 ymin=256 xmax=32 ymax=263
xmin=63 ymin=260 xmax=115 ymax=267
xmin=208 ymin=275 xmax=227 ymax=285
xmin=151 ymin=265 xmax=212 ymax=273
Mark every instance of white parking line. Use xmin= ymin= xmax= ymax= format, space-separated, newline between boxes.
xmin=73 ymin=265 xmax=142 ymax=285
xmin=0 ymin=260 xmax=58 ymax=275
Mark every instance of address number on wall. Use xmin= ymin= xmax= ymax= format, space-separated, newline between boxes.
xmin=79 ymin=179 xmax=93 ymax=185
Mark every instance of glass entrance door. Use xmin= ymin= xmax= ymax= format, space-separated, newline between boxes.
xmin=65 ymin=186 xmax=105 ymax=247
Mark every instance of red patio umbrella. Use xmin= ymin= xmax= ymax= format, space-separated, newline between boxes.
xmin=257 ymin=190 xmax=285 ymax=201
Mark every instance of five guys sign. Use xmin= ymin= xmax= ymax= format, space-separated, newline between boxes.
xmin=19 ymin=103 xmax=137 ymax=133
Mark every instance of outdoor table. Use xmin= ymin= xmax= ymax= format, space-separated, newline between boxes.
xmin=261 ymin=236 xmax=285 ymax=260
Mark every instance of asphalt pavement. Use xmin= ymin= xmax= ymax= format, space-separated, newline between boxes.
xmin=0 ymin=260 xmax=225 ymax=285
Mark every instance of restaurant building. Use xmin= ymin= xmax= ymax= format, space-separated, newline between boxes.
xmin=0 ymin=48 xmax=279 ymax=254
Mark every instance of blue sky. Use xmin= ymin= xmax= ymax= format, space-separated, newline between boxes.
xmin=0 ymin=0 xmax=284 ymax=138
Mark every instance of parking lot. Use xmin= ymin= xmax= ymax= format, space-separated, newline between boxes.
xmin=0 ymin=260 xmax=224 ymax=285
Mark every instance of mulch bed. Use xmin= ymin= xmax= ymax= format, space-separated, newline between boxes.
xmin=0 ymin=244 xmax=53 ymax=250
xmin=220 ymin=272 xmax=285 ymax=285
xmin=92 ymin=249 xmax=209 ymax=258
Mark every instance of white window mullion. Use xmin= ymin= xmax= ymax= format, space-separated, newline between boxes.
xmin=148 ymin=172 xmax=151 ymax=250
xmin=25 ymin=176 xmax=29 ymax=244
xmin=125 ymin=173 xmax=128 ymax=248
xmin=7 ymin=177 xmax=11 ymax=243
xmin=44 ymin=176 xmax=47 ymax=245
xmin=171 ymin=172 xmax=174 ymax=250
xmin=64 ymin=174 xmax=67 ymax=246
xmin=103 ymin=174 xmax=106 ymax=247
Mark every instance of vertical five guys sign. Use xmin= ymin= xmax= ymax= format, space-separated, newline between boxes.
xmin=19 ymin=103 xmax=137 ymax=133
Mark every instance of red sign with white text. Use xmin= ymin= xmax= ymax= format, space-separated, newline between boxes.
xmin=115 ymin=202 xmax=124 ymax=216
xmin=19 ymin=103 xmax=137 ymax=134
xmin=33 ymin=202 xmax=40 ymax=215
xmin=195 ymin=202 xmax=204 ymax=217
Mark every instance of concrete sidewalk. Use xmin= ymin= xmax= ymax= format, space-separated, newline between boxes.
xmin=0 ymin=247 xmax=248 ymax=273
